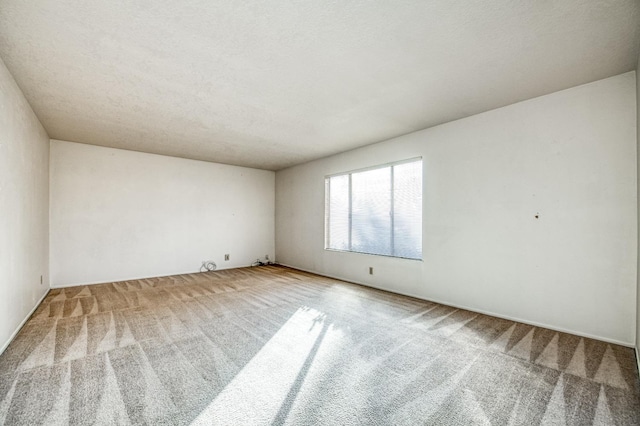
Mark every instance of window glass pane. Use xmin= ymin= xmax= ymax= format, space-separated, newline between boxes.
xmin=326 ymin=175 xmax=350 ymax=250
xmin=324 ymin=158 xmax=422 ymax=260
xmin=393 ymin=161 xmax=422 ymax=259
xmin=351 ymin=167 xmax=391 ymax=256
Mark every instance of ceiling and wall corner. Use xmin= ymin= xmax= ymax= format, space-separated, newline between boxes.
xmin=0 ymin=1 xmax=639 ymax=170
xmin=275 ymin=73 xmax=637 ymax=345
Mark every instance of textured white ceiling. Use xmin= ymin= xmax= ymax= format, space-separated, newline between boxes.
xmin=1 ymin=1 xmax=639 ymax=170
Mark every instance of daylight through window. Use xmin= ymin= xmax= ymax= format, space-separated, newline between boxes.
xmin=324 ymin=158 xmax=422 ymax=260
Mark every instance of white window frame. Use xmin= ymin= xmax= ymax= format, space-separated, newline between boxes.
xmin=324 ymin=157 xmax=423 ymax=260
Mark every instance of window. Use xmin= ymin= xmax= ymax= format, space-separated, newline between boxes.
xmin=325 ymin=158 xmax=422 ymax=260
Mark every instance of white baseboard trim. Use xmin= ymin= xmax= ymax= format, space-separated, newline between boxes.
xmin=277 ymin=263 xmax=634 ymax=348
xmin=50 ymin=265 xmax=252 ymax=289
xmin=0 ymin=289 xmax=50 ymax=356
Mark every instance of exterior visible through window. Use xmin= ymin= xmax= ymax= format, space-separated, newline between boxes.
xmin=324 ymin=158 xmax=422 ymax=260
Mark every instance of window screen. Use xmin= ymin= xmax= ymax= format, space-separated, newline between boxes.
xmin=325 ymin=158 xmax=422 ymax=260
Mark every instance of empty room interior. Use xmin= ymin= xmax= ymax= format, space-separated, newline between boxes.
xmin=2 ymin=1 xmax=640 ymax=424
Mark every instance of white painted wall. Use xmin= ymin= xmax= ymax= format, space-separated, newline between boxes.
xmin=50 ymin=140 xmax=274 ymax=286
xmin=0 ymin=57 xmax=50 ymax=352
xmin=636 ymin=60 xmax=640 ymax=360
xmin=276 ymin=72 xmax=638 ymax=345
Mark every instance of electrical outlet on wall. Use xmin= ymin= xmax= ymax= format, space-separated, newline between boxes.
xmin=369 ymin=267 xmax=373 ymax=275
xmin=265 ymin=254 xmax=269 ymax=260
xmin=224 ymin=254 xmax=230 ymax=261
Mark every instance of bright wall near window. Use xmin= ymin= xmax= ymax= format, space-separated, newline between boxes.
xmin=50 ymin=140 xmax=275 ymax=286
xmin=276 ymin=72 xmax=637 ymax=345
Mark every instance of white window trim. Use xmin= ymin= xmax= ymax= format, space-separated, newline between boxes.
xmin=324 ymin=157 xmax=423 ymax=261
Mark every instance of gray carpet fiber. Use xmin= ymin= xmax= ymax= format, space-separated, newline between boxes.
xmin=0 ymin=265 xmax=638 ymax=425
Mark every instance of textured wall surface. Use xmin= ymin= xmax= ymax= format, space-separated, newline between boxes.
xmin=50 ymin=140 xmax=274 ymax=286
xmin=636 ymin=60 xmax=640 ymax=359
xmin=276 ymin=73 xmax=638 ymax=345
xmin=0 ymin=57 xmax=50 ymax=352
xmin=0 ymin=1 xmax=638 ymax=170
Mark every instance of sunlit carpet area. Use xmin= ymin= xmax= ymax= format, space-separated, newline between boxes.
xmin=0 ymin=265 xmax=638 ymax=425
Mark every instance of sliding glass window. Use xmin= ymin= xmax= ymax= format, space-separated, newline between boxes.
xmin=324 ymin=158 xmax=422 ymax=260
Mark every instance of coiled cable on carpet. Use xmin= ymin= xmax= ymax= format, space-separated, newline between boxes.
xmin=200 ymin=261 xmax=217 ymax=272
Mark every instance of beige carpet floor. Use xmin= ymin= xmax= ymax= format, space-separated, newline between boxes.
xmin=0 ymin=265 xmax=638 ymax=425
